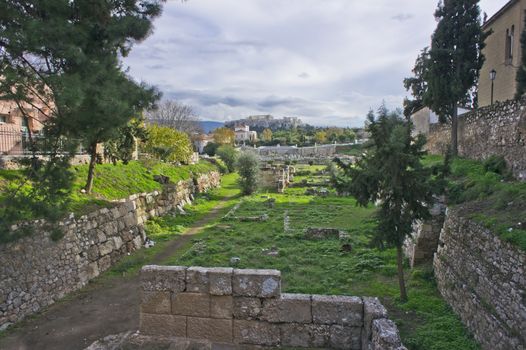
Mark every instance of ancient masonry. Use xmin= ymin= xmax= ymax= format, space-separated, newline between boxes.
xmin=434 ymin=208 xmax=526 ymax=350
xmin=139 ymin=265 xmax=406 ymax=350
xmin=426 ymin=98 xmax=526 ymax=180
xmin=0 ymin=171 xmax=221 ymax=331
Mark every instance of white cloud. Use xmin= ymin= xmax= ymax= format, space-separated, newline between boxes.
xmin=124 ymin=0 xmax=510 ymax=127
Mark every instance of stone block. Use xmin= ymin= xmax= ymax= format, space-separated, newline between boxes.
xmin=209 ymin=267 xmax=233 ymax=295
xmin=140 ymin=313 xmax=186 ymax=337
xmin=280 ymin=323 xmax=329 ymax=348
xmin=140 ymin=291 xmax=171 ymax=314
xmin=99 ymin=240 xmax=114 ymax=256
xmin=312 ymin=295 xmax=363 ymax=326
xmin=186 ymin=267 xmax=210 ymax=293
xmin=172 ymin=292 xmax=210 ymax=317
xmin=232 ymin=269 xmax=281 ymax=298
xmin=87 ymin=262 xmax=99 ymax=279
xmin=141 ymin=265 xmax=186 ymax=292
xmin=261 ymin=293 xmax=311 ymax=323
xmin=98 ymin=255 xmax=111 ymax=272
xmin=188 ymin=317 xmax=233 ymax=343
xmin=211 ymin=295 xmax=233 ymax=319
xmin=233 ymin=297 xmax=262 ymax=320
xmin=233 ymin=320 xmax=280 ymax=346
xmin=363 ymin=297 xmax=388 ymax=349
xmin=330 ymin=325 xmax=361 ymax=350
xmin=372 ymin=319 xmax=403 ymax=350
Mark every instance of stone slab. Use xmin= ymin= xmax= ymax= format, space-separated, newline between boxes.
xmin=232 ymin=269 xmax=281 ymax=298
xmin=233 ymin=320 xmax=280 ymax=346
xmin=188 ymin=317 xmax=233 ymax=343
xmin=280 ymin=323 xmax=329 ymax=348
xmin=233 ymin=297 xmax=262 ymax=320
xmin=211 ymin=295 xmax=233 ymax=319
xmin=330 ymin=325 xmax=361 ymax=350
xmin=172 ymin=292 xmax=210 ymax=317
xmin=261 ymin=293 xmax=311 ymax=323
xmin=187 ymin=267 xmax=210 ymax=293
xmin=312 ymin=295 xmax=363 ymax=326
xmin=209 ymin=267 xmax=234 ymax=295
xmin=141 ymin=265 xmax=186 ymax=292
xmin=140 ymin=313 xmax=186 ymax=337
xmin=140 ymin=291 xmax=171 ymax=315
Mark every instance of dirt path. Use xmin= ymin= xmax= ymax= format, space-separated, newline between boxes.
xmin=0 ymin=197 xmax=233 ymax=350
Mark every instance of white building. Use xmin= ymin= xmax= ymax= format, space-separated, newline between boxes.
xmin=234 ymin=125 xmax=257 ymax=144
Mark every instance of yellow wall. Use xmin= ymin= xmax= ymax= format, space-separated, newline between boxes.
xmin=479 ymin=0 xmax=526 ymax=106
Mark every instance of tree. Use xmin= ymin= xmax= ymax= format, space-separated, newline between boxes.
xmin=216 ymin=145 xmax=238 ymax=173
xmin=237 ymin=151 xmax=259 ymax=195
xmin=314 ymin=131 xmax=327 ymax=144
xmin=262 ymin=128 xmax=273 ymax=142
xmin=213 ymin=127 xmax=235 ymax=145
xmin=203 ymin=142 xmax=219 ymax=156
xmin=0 ymin=0 xmax=164 ymax=193
xmin=516 ymin=17 xmax=526 ymax=99
xmin=144 ymin=125 xmax=193 ymax=163
xmin=333 ymin=106 xmax=439 ymax=301
xmin=104 ymin=118 xmax=148 ymax=165
xmin=146 ymin=100 xmax=202 ymax=134
xmin=403 ymin=48 xmax=429 ymax=117
xmin=405 ymin=0 xmax=488 ymax=155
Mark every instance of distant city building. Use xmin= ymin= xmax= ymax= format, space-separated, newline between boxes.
xmin=225 ymin=115 xmax=303 ymax=132
xmin=234 ymin=124 xmax=257 ymax=144
xmin=193 ymin=133 xmax=214 ymax=154
xmin=478 ymin=0 xmax=526 ymax=106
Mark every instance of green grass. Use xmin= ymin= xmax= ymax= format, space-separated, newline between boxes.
xmin=0 ymin=159 xmax=219 ymax=218
xmin=431 ymin=156 xmax=526 ymax=252
xmin=106 ymin=173 xmax=240 ymax=277
xmin=148 ymin=165 xmax=478 ymax=350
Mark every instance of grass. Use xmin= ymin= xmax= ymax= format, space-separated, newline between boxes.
xmin=0 ymin=159 xmax=219 ymax=218
xmin=431 ymin=156 xmax=526 ymax=252
xmin=149 ymin=165 xmax=478 ymax=350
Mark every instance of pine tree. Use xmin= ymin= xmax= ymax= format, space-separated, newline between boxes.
xmin=333 ymin=106 xmax=440 ymax=301
xmin=405 ymin=0 xmax=488 ymax=155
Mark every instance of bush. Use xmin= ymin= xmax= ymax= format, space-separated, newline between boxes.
xmin=216 ymin=145 xmax=238 ymax=173
xmin=237 ymin=151 xmax=259 ymax=195
xmin=483 ymin=155 xmax=508 ymax=175
xmin=203 ymin=142 xmax=219 ymax=156
xmin=143 ymin=125 xmax=193 ymax=163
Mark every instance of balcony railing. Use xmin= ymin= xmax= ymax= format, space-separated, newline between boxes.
xmin=0 ymin=130 xmax=86 ymax=156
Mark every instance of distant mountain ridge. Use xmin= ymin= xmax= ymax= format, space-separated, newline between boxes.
xmin=200 ymin=121 xmax=224 ymax=133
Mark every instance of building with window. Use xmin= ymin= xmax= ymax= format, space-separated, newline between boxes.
xmin=478 ymin=0 xmax=526 ymax=106
xmin=234 ymin=124 xmax=257 ymax=144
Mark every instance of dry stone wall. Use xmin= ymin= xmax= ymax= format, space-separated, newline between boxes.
xmin=426 ymin=98 xmax=526 ymax=180
xmin=0 ymin=171 xmax=220 ymax=331
xmin=434 ymin=208 xmax=526 ymax=350
xmin=139 ymin=265 xmax=406 ymax=350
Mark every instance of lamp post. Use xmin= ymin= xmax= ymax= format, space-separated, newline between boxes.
xmin=490 ymin=69 xmax=497 ymax=105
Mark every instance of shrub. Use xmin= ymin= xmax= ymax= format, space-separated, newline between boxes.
xmin=203 ymin=142 xmax=219 ymax=156
xmin=216 ymin=145 xmax=238 ymax=173
xmin=483 ymin=155 xmax=508 ymax=175
xmin=143 ymin=125 xmax=193 ymax=163
xmin=237 ymin=151 xmax=260 ymax=195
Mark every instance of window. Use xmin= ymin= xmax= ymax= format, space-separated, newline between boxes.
xmin=505 ymin=26 xmax=515 ymax=64
xmin=0 ymin=115 xmax=6 ymax=124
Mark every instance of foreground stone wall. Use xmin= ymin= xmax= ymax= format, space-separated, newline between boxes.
xmin=0 ymin=171 xmax=220 ymax=331
xmin=139 ymin=265 xmax=406 ymax=350
xmin=434 ymin=208 xmax=526 ymax=350
xmin=426 ymin=98 xmax=526 ymax=180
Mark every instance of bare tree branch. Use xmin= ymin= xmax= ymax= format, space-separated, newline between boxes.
xmin=145 ymin=100 xmax=203 ymax=135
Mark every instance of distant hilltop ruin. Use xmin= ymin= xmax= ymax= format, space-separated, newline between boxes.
xmin=225 ymin=115 xmax=304 ymax=132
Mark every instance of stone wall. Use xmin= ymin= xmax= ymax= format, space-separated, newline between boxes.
xmin=0 ymin=171 xmax=220 ymax=331
xmin=426 ymin=98 xmax=526 ymax=179
xmin=433 ymin=208 xmax=526 ymax=350
xmin=139 ymin=265 xmax=406 ymax=350
xmin=403 ymin=198 xmax=446 ymax=267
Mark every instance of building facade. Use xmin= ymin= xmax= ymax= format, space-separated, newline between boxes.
xmin=234 ymin=124 xmax=257 ymax=143
xmin=479 ymin=0 xmax=526 ymax=106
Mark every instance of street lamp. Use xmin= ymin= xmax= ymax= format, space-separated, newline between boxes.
xmin=490 ymin=69 xmax=497 ymax=105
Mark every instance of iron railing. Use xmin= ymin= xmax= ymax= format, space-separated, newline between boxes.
xmin=0 ymin=130 xmax=86 ymax=155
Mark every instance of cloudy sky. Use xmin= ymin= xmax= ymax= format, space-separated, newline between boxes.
xmin=124 ymin=0 xmax=509 ymax=127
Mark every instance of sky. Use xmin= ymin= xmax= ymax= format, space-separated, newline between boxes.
xmin=124 ymin=0 xmax=509 ymax=127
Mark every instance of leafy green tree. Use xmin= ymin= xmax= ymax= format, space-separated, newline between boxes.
xmin=104 ymin=118 xmax=148 ymax=165
xmin=237 ymin=151 xmax=259 ymax=195
xmin=405 ymin=0 xmax=488 ymax=155
xmin=333 ymin=106 xmax=440 ymax=301
xmin=516 ymin=17 xmax=526 ymax=99
xmin=0 ymin=0 xmax=164 ymax=193
xmin=262 ymin=128 xmax=273 ymax=142
xmin=314 ymin=131 xmax=327 ymax=144
xmin=144 ymin=125 xmax=193 ymax=163
xmin=216 ymin=145 xmax=238 ymax=173
xmin=203 ymin=142 xmax=219 ymax=156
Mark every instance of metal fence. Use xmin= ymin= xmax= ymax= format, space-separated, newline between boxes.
xmin=0 ymin=130 xmax=86 ymax=155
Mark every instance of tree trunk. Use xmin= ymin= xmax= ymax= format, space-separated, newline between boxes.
xmin=84 ymin=142 xmax=98 ymax=193
xmin=451 ymin=104 xmax=458 ymax=156
xmin=396 ymin=244 xmax=408 ymax=302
